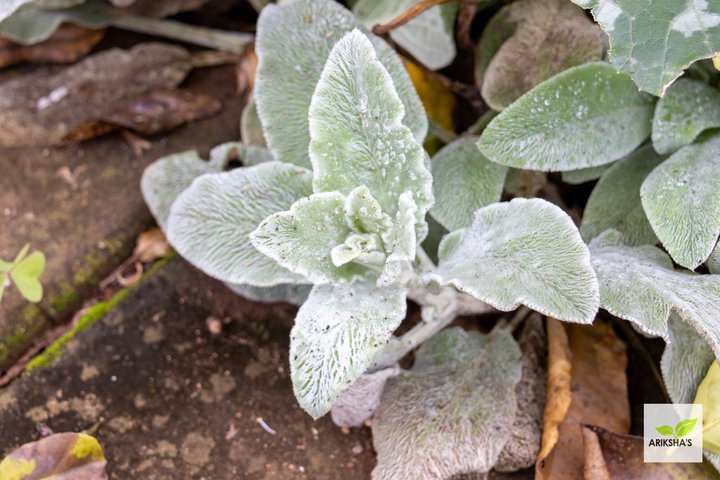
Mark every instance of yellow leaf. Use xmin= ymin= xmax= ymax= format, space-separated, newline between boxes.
xmin=694 ymin=360 xmax=720 ymax=454
xmin=0 ymin=457 xmax=35 ymax=480
xmin=404 ymin=59 xmax=456 ymax=132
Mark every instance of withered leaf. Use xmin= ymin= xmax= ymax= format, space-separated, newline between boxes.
xmin=0 ymin=23 xmax=103 ymax=68
xmin=477 ymin=0 xmax=605 ymax=111
xmin=63 ymin=88 xmax=221 ymax=143
xmin=582 ymin=425 xmax=717 ymax=479
xmin=537 ymin=319 xmax=630 ymax=480
xmin=0 ymin=432 xmax=107 ymax=479
xmin=0 ymin=42 xmax=193 ymax=147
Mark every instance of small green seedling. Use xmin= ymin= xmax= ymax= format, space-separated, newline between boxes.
xmin=0 ymin=244 xmax=46 ymax=304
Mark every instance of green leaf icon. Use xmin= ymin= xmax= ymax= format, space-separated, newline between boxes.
xmin=675 ymin=418 xmax=698 ymax=437
xmin=10 ymin=251 xmax=45 ymax=303
xmin=0 ymin=273 xmax=6 ymax=303
xmin=656 ymin=425 xmax=674 ymax=436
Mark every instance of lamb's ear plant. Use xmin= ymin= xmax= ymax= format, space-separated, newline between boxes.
xmin=141 ymin=0 xmax=720 ymax=475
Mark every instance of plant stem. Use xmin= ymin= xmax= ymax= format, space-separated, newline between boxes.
xmin=369 ymin=302 xmax=457 ymax=372
xmin=372 ymin=0 xmax=457 ymax=35
xmin=109 ymin=13 xmax=253 ymax=53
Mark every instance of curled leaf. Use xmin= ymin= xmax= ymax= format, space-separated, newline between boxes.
xmin=0 ymin=432 xmax=107 ymax=480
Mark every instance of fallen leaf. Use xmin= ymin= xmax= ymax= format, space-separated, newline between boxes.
xmin=582 ymin=426 xmax=611 ymax=480
xmin=0 ymin=42 xmax=193 ymax=147
xmin=0 ymin=432 xmax=108 ymax=479
xmin=236 ymin=43 xmax=257 ymax=99
xmin=63 ymin=88 xmax=221 ymax=143
xmin=404 ymin=58 xmax=455 ymax=132
xmin=537 ymin=317 xmax=573 ymax=462
xmin=582 ymin=424 xmax=717 ymax=479
xmin=477 ymin=0 xmax=604 ymax=111
xmin=133 ymin=227 xmax=171 ymax=263
xmin=694 ymin=361 xmax=720 ymax=455
xmin=0 ymin=23 xmax=103 ymax=68
xmin=536 ymin=318 xmax=630 ymax=480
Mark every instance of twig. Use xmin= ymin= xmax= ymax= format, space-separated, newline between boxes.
xmin=372 ymin=0 xmax=457 ymax=35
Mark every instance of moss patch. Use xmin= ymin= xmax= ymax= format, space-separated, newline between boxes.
xmin=25 ymin=258 xmax=170 ymax=373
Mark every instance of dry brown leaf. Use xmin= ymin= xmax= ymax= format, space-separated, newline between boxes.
xmin=63 ymin=88 xmax=221 ymax=143
xmin=0 ymin=432 xmax=107 ymax=479
xmin=236 ymin=43 xmax=257 ymax=99
xmin=0 ymin=24 xmax=104 ymax=69
xmin=477 ymin=0 xmax=605 ymax=111
xmin=0 ymin=42 xmax=193 ymax=147
xmin=536 ymin=318 xmax=630 ymax=480
xmin=537 ymin=317 xmax=572 ymax=462
xmin=581 ymin=426 xmax=611 ymax=480
xmin=133 ymin=227 xmax=171 ymax=263
xmin=582 ymin=425 xmax=718 ymax=479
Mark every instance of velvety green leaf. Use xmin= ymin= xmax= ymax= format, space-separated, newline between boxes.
xmin=0 ymin=0 xmax=83 ymax=24
xmin=10 ymin=251 xmax=45 ymax=302
xmin=290 ymin=282 xmax=406 ymax=419
xmin=709 ymin=243 xmax=720 ymax=274
xmin=224 ymin=282 xmax=311 ymax=306
xmin=589 ymin=230 xmax=720 ymax=357
xmin=254 ymin=0 xmax=426 ymax=168
xmin=581 ymin=144 xmax=665 ymax=245
xmin=372 ymin=327 xmax=523 ymax=478
xmin=142 ymin=144 xmax=274 ymax=231
xmin=436 ymin=229 xmax=464 ymax=263
xmin=478 ymin=62 xmax=655 ymax=171
xmin=662 ymin=314 xmax=715 ymax=404
xmin=640 ymin=133 xmax=720 ymax=269
xmin=240 ymin=96 xmax=267 ymax=147
xmin=353 ymin=0 xmax=457 ymax=70
xmin=561 ymin=163 xmax=612 ymax=184
xmin=430 ymin=137 xmax=508 ymax=231
xmin=656 ymin=425 xmax=675 ymax=436
xmin=167 ymin=162 xmax=312 ymax=287
xmin=676 ymin=418 xmax=699 ymax=437
xmin=0 ymin=2 xmax=111 ymax=45
xmin=572 ymin=0 xmax=720 ymax=96
xmin=379 ymin=192 xmax=417 ymax=286
xmin=694 ymin=361 xmax=720 ymax=454
xmin=479 ymin=0 xmax=604 ymax=111
xmin=309 ymin=29 xmax=433 ymax=235
xmin=652 ymin=78 xmax=720 ymax=154
xmin=250 ymin=192 xmax=371 ymax=284
xmin=141 ymin=150 xmax=219 ymax=230
xmin=426 ymin=198 xmax=599 ymax=323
